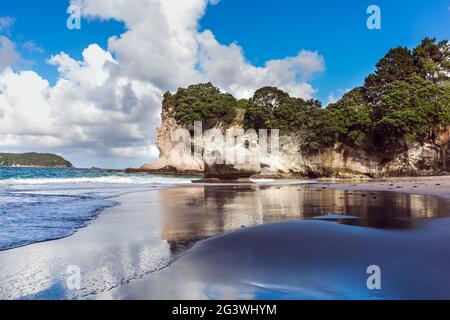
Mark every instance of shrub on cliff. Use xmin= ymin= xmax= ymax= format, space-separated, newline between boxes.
xmin=244 ymin=87 xmax=331 ymax=152
xmin=326 ymin=87 xmax=373 ymax=148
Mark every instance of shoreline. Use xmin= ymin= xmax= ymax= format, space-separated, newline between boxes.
xmin=0 ymin=176 xmax=449 ymax=299
xmin=0 ymin=188 xmax=175 ymax=299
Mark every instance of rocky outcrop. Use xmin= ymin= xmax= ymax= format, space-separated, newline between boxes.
xmin=142 ymin=101 xmax=450 ymax=180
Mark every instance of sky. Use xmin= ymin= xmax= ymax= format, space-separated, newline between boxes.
xmin=0 ymin=0 xmax=449 ymax=168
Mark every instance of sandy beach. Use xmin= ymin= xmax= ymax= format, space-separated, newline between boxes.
xmin=0 ymin=176 xmax=449 ymax=300
xmin=317 ymin=176 xmax=450 ymax=200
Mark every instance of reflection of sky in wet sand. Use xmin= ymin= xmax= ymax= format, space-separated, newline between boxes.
xmin=0 ymin=191 xmax=172 ymax=300
xmin=103 ymin=186 xmax=450 ymax=300
xmin=0 ymin=184 xmax=449 ymax=300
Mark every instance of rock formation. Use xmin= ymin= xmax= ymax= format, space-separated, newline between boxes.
xmin=142 ymin=98 xmax=449 ymax=179
xmin=138 ymin=38 xmax=450 ymax=180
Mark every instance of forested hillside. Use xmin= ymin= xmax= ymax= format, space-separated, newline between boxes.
xmin=0 ymin=153 xmax=73 ymax=168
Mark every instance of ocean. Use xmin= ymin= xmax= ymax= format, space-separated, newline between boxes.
xmin=0 ymin=167 xmax=193 ymax=251
xmin=1 ymin=168 xmax=449 ymax=299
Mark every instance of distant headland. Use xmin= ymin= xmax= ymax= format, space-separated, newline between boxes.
xmin=0 ymin=153 xmax=73 ymax=168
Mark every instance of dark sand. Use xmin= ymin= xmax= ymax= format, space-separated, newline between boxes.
xmin=97 ymin=180 xmax=450 ymax=300
xmin=1 ymin=179 xmax=449 ymax=300
xmin=101 ymin=218 xmax=450 ymax=300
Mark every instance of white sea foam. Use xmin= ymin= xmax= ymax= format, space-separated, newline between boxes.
xmin=250 ymin=178 xmax=317 ymax=185
xmin=0 ymin=175 xmax=195 ymax=186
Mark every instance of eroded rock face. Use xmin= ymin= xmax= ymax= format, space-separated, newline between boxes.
xmin=202 ymin=127 xmax=261 ymax=179
xmin=261 ymin=135 xmax=449 ymax=178
xmin=260 ymin=138 xmax=380 ymax=178
xmin=141 ymin=98 xmax=204 ymax=173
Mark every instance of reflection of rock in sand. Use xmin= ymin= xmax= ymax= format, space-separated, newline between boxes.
xmin=158 ymin=185 xmax=450 ymax=254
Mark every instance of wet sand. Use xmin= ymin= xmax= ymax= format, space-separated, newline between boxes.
xmin=317 ymin=176 xmax=450 ymax=200
xmin=1 ymin=178 xmax=449 ymax=300
xmin=100 ymin=218 xmax=450 ymax=300
xmin=98 ymin=180 xmax=450 ymax=300
xmin=0 ymin=189 xmax=172 ymax=299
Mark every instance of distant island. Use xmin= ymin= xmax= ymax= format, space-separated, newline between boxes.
xmin=0 ymin=153 xmax=73 ymax=168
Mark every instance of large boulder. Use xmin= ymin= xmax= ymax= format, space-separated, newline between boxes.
xmin=204 ymin=163 xmax=261 ymax=180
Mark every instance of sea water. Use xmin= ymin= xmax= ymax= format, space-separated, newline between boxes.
xmin=0 ymin=167 xmax=193 ymax=251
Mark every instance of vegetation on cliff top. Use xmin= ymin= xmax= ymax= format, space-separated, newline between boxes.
xmin=164 ymin=38 xmax=450 ymax=160
xmin=163 ymin=83 xmax=238 ymax=129
xmin=0 ymin=153 xmax=73 ymax=168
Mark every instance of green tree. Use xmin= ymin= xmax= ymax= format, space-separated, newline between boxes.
xmin=244 ymin=87 xmax=291 ymax=131
xmin=413 ymin=37 xmax=450 ymax=82
xmin=168 ymin=83 xmax=238 ymax=129
xmin=372 ymin=76 xmax=450 ymax=156
xmin=365 ymin=47 xmax=418 ymax=102
xmin=326 ymin=88 xmax=372 ymax=147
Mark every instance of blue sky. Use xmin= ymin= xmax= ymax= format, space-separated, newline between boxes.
xmin=200 ymin=0 xmax=450 ymax=102
xmin=3 ymin=0 xmax=449 ymax=103
xmin=1 ymin=0 xmax=125 ymax=83
xmin=0 ymin=0 xmax=449 ymax=168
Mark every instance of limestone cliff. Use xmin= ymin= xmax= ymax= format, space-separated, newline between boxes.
xmin=261 ymin=131 xmax=449 ymax=178
xmin=141 ymin=96 xmax=204 ymax=173
xmin=143 ymin=97 xmax=449 ymax=178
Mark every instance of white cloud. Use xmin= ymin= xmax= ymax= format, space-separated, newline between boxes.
xmin=327 ymin=94 xmax=338 ymax=105
xmin=110 ymin=145 xmax=160 ymax=159
xmin=22 ymin=40 xmax=44 ymax=53
xmin=0 ymin=36 xmax=19 ymax=72
xmin=0 ymin=0 xmax=326 ymax=168
xmin=0 ymin=16 xmax=15 ymax=34
xmin=0 ymin=45 xmax=163 ymax=167
xmin=73 ymin=0 xmax=325 ymax=98
xmin=196 ymin=30 xmax=324 ymax=98
xmin=326 ymin=88 xmax=351 ymax=106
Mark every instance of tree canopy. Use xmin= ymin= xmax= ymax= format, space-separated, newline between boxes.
xmin=165 ymin=83 xmax=238 ymax=129
xmin=243 ymin=37 xmax=450 ymax=156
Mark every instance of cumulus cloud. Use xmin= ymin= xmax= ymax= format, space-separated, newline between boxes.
xmin=0 ymin=45 xmax=163 ymax=165
xmin=0 ymin=0 xmax=326 ymax=167
xmin=196 ymin=30 xmax=324 ymax=98
xmin=74 ymin=0 xmax=325 ymax=98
